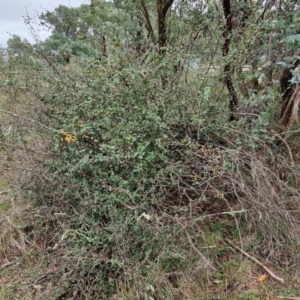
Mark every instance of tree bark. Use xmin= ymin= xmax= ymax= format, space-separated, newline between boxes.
xmin=222 ymin=0 xmax=238 ymax=121
xmin=141 ymin=1 xmax=156 ymax=45
xmin=157 ymin=0 xmax=174 ymax=54
xmin=101 ymin=35 xmax=107 ymax=58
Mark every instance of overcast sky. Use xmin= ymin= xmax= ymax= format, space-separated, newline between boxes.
xmin=0 ymin=0 xmax=89 ymax=48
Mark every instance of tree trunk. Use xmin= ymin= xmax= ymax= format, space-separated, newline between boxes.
xmin=222 ymin=0 xmax=238 ymax=121
xmin=141 ymin=1 xmax=156 ymax=45
xmin=157 ymin=0 xmax=174 ymax=54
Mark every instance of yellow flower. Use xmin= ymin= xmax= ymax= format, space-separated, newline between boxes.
xmin=61 ymin=130 xmax=77 ymax=144
xmin=65 ymin=136 xmax=72 ymax=143
xmin=216 ymin=192 xmax=225 ymax=199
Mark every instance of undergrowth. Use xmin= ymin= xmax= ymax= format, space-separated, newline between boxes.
xmin=1 ymin=14 xmax=300 ymax=297
xmin=1 ymin=51 xmax=297 ymax=299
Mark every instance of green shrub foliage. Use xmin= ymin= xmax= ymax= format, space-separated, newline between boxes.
xmin=2 ymin=0 xmax=300 ymax=298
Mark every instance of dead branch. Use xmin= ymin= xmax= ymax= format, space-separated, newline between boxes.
xmin=275 ymin=135 xmax=294 ymax=165
xmin=166 ymin=214 xmax=216 ymax=271
xmin=0 ymin=261 xmax=19 ymax=270
xmin=181 ymin=221 xmax=216 ymax=271
xmin=31 ymin=269 xmax=58 ymax=286
xmin=225 ymin=239 xmax=284 ymax=284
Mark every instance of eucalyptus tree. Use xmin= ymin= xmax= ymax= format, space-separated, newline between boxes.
xmin=39 ymin=5 xmax=93 ymax=62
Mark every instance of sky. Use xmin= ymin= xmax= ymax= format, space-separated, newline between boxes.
xmin=0 ymin=0 xmax=88 ymax=48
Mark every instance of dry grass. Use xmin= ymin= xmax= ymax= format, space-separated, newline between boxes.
xmin=112 ymin=255 xmax=300 ymax=300
xmin=0 ymin=205 xmax=27 ymax=258
xmin=1 ymin=239 xmax=299 ymax=300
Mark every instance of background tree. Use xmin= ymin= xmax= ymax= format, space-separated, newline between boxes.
xmin=39 ymin=5 xmax=92 ymax=62
xmin=7 ymin=35 xmax=33 ymax=57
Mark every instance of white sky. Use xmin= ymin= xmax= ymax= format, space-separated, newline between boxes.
xmin=0 ymin=0 xmax=89 ymax=48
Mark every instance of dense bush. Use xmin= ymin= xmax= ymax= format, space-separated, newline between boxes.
xmin=16 ymin=49 xmax=298 ymax=298
xmin=2 ymin=1 xmax=300 ymax=298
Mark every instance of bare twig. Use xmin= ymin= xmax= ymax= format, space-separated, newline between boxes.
xmin=191 ymin=210 xmax=246 ymax=223
xmin=0 ymin=261 xmax=19 ymax=270
xmin=225 ymin=239 xmax=284 ymax=284
xmin=181 ymin=222 xmax=216 ymax=271
xmin=4 ymin=216 xmax=25 ymax=230
xmin=166 ymin=214 xmax=216 ymax=271
xmin=31 ymin=269 xmax=58 ymax=286
xmin=0 ymin=110 xmax=54 ymax=132
xmin=275 ymin=135 xmax=294 ymax=165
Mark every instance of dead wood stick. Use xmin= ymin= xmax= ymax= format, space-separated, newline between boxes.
xmin=31 ymin=269 xmax=58 ymax=286
xmin=225 ymin=239 xmax=284 ymax=284
xmin=182 ymin=223 xmax=217 ymax=271
xmin=165 ymin=214 xmax=217 ymax=271
xmin=0 ymin=261 xmax=19 ymax=270
xmin=165 ymin=214 xmax=216 ymax=271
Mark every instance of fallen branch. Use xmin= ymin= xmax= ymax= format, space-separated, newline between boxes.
xmin=225 ymin=239 xmax=284 ymax=284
